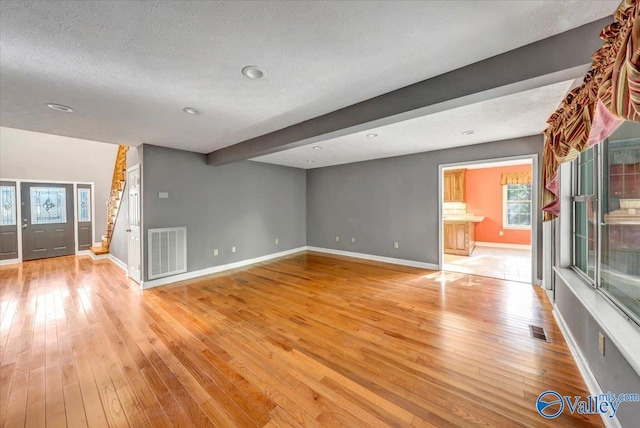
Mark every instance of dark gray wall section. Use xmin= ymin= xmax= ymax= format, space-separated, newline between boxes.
xmin=609 ymin=120 xmax=640 ymax=140
xmin=307 ymin=135 xmax=543 ymax=276
xmin=142 ymin=144 xmax=306 ymax=282
xmin=208 ymin=18 xmax=609 ymax=165
xmin=555 ymin=274 xmax=640 ymax=427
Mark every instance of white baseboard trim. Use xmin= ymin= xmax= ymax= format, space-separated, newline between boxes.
xmin=552 ymin=307 xmax=621 ymax=428
xmin=475 ymin=242 xmax=531 ymax=250
xmin=109 ymin=255 xmax=127 ymax=272
xmin=2 ymin=251 xmax=101 ymax=265
xmin=140 ymin=246 xmax=440 ymax=289
xmin=307 ymin=246 xmax=440 ymax=270
xmin=140 ymin=246 xmax=308 ymax=289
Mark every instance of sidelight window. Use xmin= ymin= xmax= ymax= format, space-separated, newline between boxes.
xmin=1 ymin=186 xmax=16 ymax=226
xmin=78 ymin=188 xmax=91 ymax=222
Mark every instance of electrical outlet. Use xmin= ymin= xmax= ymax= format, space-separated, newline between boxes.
xmin=499 ymin=230 xmax=504 ymax=236
xmin=598 ymin=332 xmax=605 ymax=356
xmin=213 ymin=249 xmax=218 ymax=256
xmin=275 ymin=238 xmax=279 ymax=245
xmin=232 ymin=246 xmax=236 ymax=253
xmin=394 ymin=242 xmax=399 ymax=249
xmin=335 ymin=236 xmax=340 ymax=242
xmin=351 ymin=237 xmax=355 ymax=243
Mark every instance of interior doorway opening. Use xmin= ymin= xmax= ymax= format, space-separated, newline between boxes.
xmin=441 ymin=157 xmax=534 ymax=283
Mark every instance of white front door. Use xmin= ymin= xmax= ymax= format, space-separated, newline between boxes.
xmin=127 ymin=165 xmax=141 ymax=283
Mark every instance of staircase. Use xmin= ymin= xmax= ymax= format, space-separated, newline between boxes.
xmin=90 ymin=145 xmax=129 ymax=256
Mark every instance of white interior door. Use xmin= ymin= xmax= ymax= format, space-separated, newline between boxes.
xmin=127 ymin=166 xmax=141 ymax=283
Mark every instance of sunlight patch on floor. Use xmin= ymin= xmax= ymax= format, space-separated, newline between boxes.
xmin=444 ymin=245 xmax=532 ymax=283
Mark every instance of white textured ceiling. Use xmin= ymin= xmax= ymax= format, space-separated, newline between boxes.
xmin=252 ymin=80 xmax=574 ymax=169
xmin=0 ymin=1 xmax=617 ymax=154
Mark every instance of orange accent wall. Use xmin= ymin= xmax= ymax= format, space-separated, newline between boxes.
xmin=465 ymin=165 xmax=532 ymax=245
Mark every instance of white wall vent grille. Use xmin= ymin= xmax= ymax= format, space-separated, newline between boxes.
xmin=148 ymin=227 xmax=187 ymax=280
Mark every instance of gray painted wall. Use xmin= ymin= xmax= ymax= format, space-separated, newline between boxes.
xmin=554 ymin=275 xmax=640 ymax=427
xmin=307 ymin=135 xmax=543 ymax=278
xmin=0 ymin=126 xmax=118 ymax=247
xmin=609 ymin=120 xmax=640 ymax=140
xmin=142 ymin=144 xmax=306 ymax=282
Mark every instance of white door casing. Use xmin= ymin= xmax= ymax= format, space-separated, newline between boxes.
xmin=127 ymin=165 xmax=141 ymax=283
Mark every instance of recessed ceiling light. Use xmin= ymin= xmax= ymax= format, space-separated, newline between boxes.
xmin=46 ymin=103 xmax=73 ymax=112
xmin=306 ymin=160 xmax=314 ymax=163
xmin=312 ymin=146 xmax=322 ymax=150
xmin=183 ymin=107 xmax=203 ymax=115
xmin=366 ymin=133 xmax=378 ymax=138
xmin=242 ymin=65 xmax=266 ymax=80
xmin=462 ymin=130 xmax=475 ymax=135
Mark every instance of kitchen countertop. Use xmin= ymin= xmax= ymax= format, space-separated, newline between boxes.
xmin=443 ymin=215 xmax=485 ymax=223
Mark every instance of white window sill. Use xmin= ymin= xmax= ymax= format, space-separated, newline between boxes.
xmin=502 ymin=225 xmax=532 ymax=230
xmin=555 ymin=267 xmax=640 ymax=377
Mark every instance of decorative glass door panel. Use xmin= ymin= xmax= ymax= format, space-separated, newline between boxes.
xmin=30 ymin=187 xmax=67 ymax=225
xmin=1 ymin=185 xmax=16 ymax=226
xmin=77 ymin=185 xmax=92 ymax=251
xmin=78 ymin=188 xmax=91 ymax=222
xmin=21 ymin=183 xmax=74 ymax=261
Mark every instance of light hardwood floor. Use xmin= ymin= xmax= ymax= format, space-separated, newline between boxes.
xmin=444 ymin=246 xmax=532 ymax=283
xmin=0 ymin=252 xmax=602 ymax=427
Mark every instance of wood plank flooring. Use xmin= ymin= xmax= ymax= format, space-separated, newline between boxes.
xmin=0 ymin=252 xmax=602 ymax=427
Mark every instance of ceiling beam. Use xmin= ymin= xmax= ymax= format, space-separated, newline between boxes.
xmin=208 ymin=17 xmax=610 ymax=166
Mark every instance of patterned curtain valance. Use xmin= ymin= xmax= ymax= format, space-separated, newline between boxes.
xmin=500 ymin=172 xmax=532 ymax=185
xmin=541 ymin=0 xmax=639 ymax=221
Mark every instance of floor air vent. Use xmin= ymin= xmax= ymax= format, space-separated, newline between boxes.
xmin=148 ymin=227 xmax=187 ymax=280
xmin=529 ymin=325 xmax=548 ymax=342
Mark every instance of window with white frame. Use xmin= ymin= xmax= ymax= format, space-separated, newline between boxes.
xmin=573 ymin=146 xmax=597 ymax=282
xmin=503 ymin=184 xmax=532 ymax=228
xmin=571 ymin=137 xmax=640 ymax=324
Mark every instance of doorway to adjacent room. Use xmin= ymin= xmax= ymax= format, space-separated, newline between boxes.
xmin=440 ymin=157 xmax=535 ymax=283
